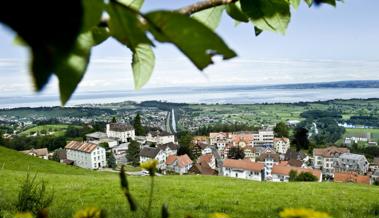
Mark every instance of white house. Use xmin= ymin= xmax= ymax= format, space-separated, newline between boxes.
xmin=146 ymin=130 xmax=175 ymax=145
xmin=273 ymin=137 xmax=290 ymax=155
xmin=157 ymin=142 xmax=178 ymax=156
xmin=139 ymin=147 xmax=167 ymax=170
xmin=112 ymin=143 xmax=129 ymax=164
xmin=209 ymin=132 xmax=232 ymax=151
xmin=222 ymin=159 xmax=264 ymax=181
xmin=313 ymin=146 xmax=350 ymax=176
xmin=334 ymin=153 xmax=369 ymax=174
xmin=256 ymin=148 xmax=280 ymax=180
xmin=197 ymin=154 xmax=216 ymax=170
xmin=20 ymin=148 xmax=49 ymax=160
xmin=65 ymin=141 xmax=106 ymax=169
xmin=271 ymin=165 xmax=322 ymax=182
xmin=106 ymin=123 xmax=135 ymax=142
xmin=166 ymin=154 xmax=193 ymax=175
xmin=252 ymin=129 xmax=274 ymax=147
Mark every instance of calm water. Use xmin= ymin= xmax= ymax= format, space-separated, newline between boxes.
xmin=0 ymin=87 xmax=379 ymax=108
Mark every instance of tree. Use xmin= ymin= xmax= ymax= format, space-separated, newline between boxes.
xmin=274 ymin=122 xmax=289 ymax=138
xmin=289 ymin=170 xmax=298 ymax=182
xmin=133 ymin=113 xmax=145 ymax=136
xmin=51 ymin=148 xmax=65 ymax=162
xmin=178 ymin=131 xmax=193 ymax=147
xmin=0 ymin=0 xmax=339 ymax=105
xmin=127 ymin=140 xmax=140 ymax=167
xmin=0 ymin=130 xmax=4 ymax=146
xmin=291 ymin=127 xmax=310 ymax=151
xmin=177 ymin=145 xmax=194 ymax=160
xmin=107 ymin=153 xmax=117 ymax=169
xmin=227 ymin=146 xmax=245 ymax=160
xmin=111 ymin=116 xmax=117 ymax=123
xmin=295 ymin=172 xmax=317 ymax=181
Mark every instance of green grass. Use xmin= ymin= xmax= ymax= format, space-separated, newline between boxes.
xmin=19 ymin=124 xmax=76 ymax=137
xmin=1 ymin=146 xmax=379 ymax=218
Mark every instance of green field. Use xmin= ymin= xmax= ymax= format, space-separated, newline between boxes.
xmin=19 ymin=125 xmax=75 ymax=137
xmin=1 ymin=146 xmax=379 ymax=218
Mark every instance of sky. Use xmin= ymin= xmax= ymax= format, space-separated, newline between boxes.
xmin=1 ymin=0 xmax=379 ymax=98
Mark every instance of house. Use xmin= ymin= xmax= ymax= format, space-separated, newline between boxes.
xmin=139 ymin=147 xmax=167 ymax=170
xmin=190 ymin=154 xmax=217 ymax=175
xmin=146 ymin=130 xmax=175 ymax=145
xmin=243 ymin=146 xmax=256 ymax=161
xmin=222 ymin=159 xmax=264 ymax=181
xmin=273 ymin=137 xmax=290 ymax=155
xmin=232 ymin=132 xmax=254 ymax=147
xmin=370 ymin=157 xmax=379 ymax=171
xmin=271 ymin=165 xmax=322 ymax=182
xmin=20 ymin=148 xmax=49 ymax=160
xmin=334 ymin=172 xmax=371 ymax=185
xmin=334 ymin=153 xmax=369 ymax=174
xmin=86 ymin=132 xmax=108 ymax=141
xmin=313 ymin=146 xmax=350 ymax=175
xmin=89 ymin=137 xmax=119 ymax=148
xmin=256 ymin=148 xmax=280 ymax=180
xmin=112 ymin=143 xmax=129 ymax=164
xmin=65 ymin=141 xmax=106 ymax=169
xmin=197 ymin=154 xmax=216 ymax=170
xmin=165 ymin=154 xmax=193 ymax=175
xmin=252 ymin=129 xmax=274 ymax=147
xmin=209 ymin=132 xmax=232 ymax=151
xmin=157 ymin=142 xmax=178 ymax=156
xmin=106 ymin=123 xmax=135 ymax=142
xmin=371 ymin=169 xmax=379 ymax=183
xmin=285 ymin=150 xmax=306 ymax=161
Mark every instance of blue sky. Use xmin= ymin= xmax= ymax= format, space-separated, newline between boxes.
xmin=1 ymin=0 xmax=379 ymax=97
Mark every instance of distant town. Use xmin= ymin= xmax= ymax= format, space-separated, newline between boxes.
xmin=1 ymin=99 xmax=379 ymax=186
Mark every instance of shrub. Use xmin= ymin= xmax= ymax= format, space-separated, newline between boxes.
xmin=295 ymin=172 xmax=318 ymax=182
xmin=15 ymin=173 xmax=54 ymax=215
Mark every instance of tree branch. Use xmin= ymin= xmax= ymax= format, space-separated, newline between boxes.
xmin=178 ymin=0 xmax=238 ymax=15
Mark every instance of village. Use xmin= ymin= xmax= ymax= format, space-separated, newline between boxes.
xmin=19 ymin=119 xmax=379 ymax=186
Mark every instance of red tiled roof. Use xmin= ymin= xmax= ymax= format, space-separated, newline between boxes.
xmin=177 ymin=154 xmax=193 ymax=168
xmin=166 ymin=155 xmax=177 ymax=165
xmin=197 ymin=154 xmax=213 ymax=164
xmin=65 ymin=141 xmax=98 ymax=153
xmin=223 ymin=159 xmax=264 ymax=172
xmin=334 ymin=172 xmax=370 ymax=185
xmin=272 ymin=165 xmax=322 ymax=180
xmin=313 ymin=146 xmax=349 ymax=158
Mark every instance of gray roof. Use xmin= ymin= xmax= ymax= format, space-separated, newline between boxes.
xmin=158 ymin=142 xmax=178 ymax=151
xmin=373 ymin=169 xmax=379 ymax=176
xmin=139 ymin=147 xmax=160 ymax=158
xmin=86 ymin=132 xmax=107 ymax=139
xmin=109 ymin=123 xmax=134 ymax=132
xmin=149 ymin=130 xmax=173 ymax=137
xmin=339 ymin=153 xmax=366 ymax=160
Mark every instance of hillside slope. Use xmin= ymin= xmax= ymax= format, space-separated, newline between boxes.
xmin=1 ymin=146 xmax=379 ymax=218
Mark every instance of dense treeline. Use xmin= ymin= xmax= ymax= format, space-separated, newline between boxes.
xmin=351 ymin=144 xmax=379 ymax=160
xmin=347 ymin=116 xmax=379 ymax=127
xmin=300 ymin=110 xmax=342 ymax=120
xmin=195 ymin=123 xmax=258 ymax=136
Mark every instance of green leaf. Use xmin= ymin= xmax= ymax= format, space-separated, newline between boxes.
xmin=254 ymin=26 xmax=263 ymax=36
xmin=132 ymin=44 xmax=155 ymax=90
xmin=0 ymin=1 xmax=84 ymax=91
xmin=117 ymin=0 xmax=145 ymax=10
xmin=92 ymin=26 xmax=110 ymax=46
xmin=55 ymin=31 xmax=94 ymax=105
xmin=304 ymin=0 xmax=313 ymax=7
xmin=226 ymin=2 xmax=249 ymax=23
xmin=192 ymin=5 xmax=225 ymax=30
xmin=146 ymin=11 xmax=237 ymax=70
xmin=107 ymin=1 xmax=152 ymax=49
xmin=240 ymin=0 xmax=291 ymax=34
xmin=81 ymin=0 xmax=105 ymax=32
xmin=290 ymin=0 xmax=301 ymax=9
xmin=315 ymin=0 xmax=337 ymax=6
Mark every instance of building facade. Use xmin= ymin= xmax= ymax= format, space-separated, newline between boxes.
xmin=65 ymin=141 xmax=106 ymax=169
xmin=106 ymin=123 xmax=135 ymax=142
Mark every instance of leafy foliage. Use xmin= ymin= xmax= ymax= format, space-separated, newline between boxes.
xmin=291 ymin=127 xmax=310 ymax=151
xmin=127 ymin=140 xmax=141 ymax=167
xmin=133 ymin=113 xmax=146 ymax=136
xmin=0 ymin=0 xmax=339 ymax=105
xmin=227 ymin=146 xmax=245 ymax=160
xmin=274 ymin=121 xmax=290 ymax=138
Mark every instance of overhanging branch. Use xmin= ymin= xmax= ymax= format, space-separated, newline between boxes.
xmin=178 ymin=0 xmax=238 ymax=15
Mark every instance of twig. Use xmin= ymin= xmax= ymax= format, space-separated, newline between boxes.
xmin=177 ymin=0 xmax=239 ymax=15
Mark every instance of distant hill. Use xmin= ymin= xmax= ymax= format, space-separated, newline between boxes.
xmin=269 ymin=80 xmax=379 ymax=89
xmin=0 ymin=146 xmax=379 ymax=218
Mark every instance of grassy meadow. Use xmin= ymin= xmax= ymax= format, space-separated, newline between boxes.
xmin=1 ymin=146 xmax=379 ymax=218
xmin=19 ymin=124 xmax=74 ymax=137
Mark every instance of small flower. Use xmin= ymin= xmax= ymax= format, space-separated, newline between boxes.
xmin=15 ymin=212 xmax=33 ymax=218
xmin=279 ymin=208 xmax=331 ymax=218
xmin=209 ymin=213 xmax=230 ymax=218
xmin=74 ymin=207 xmax=105 ymax=218
xmin=140 ymin=159 xmax=158 ymax=176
